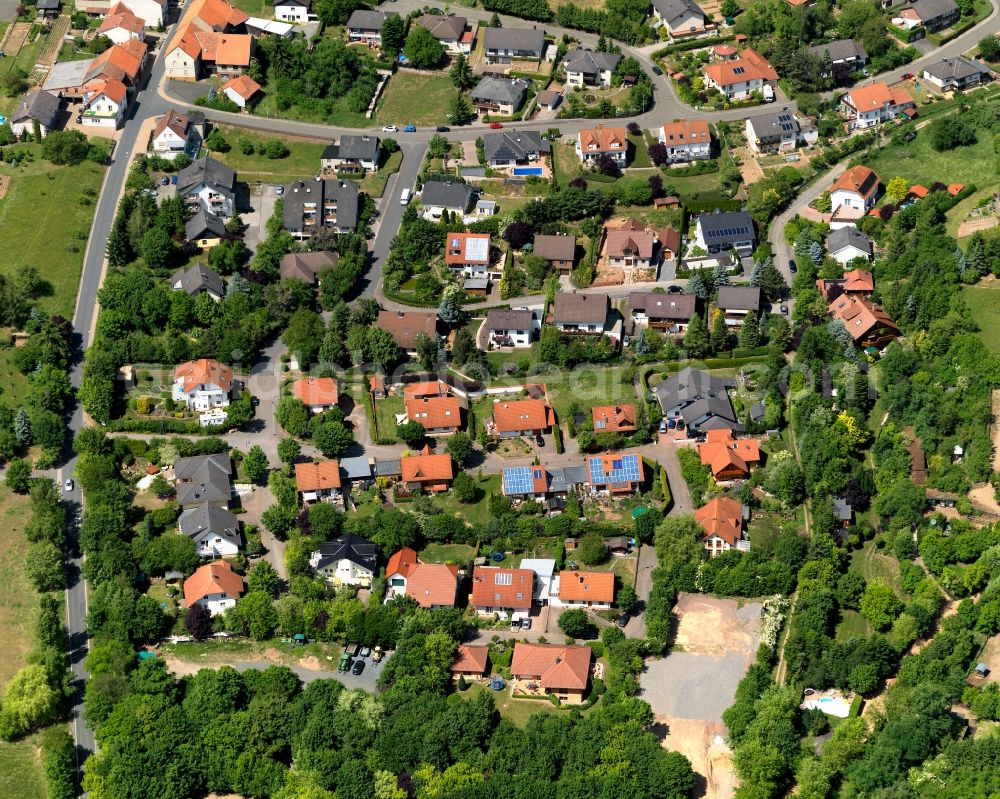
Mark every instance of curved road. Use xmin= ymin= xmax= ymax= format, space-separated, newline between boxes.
xmin=60 ymin=0 xmax=1000 ymax=777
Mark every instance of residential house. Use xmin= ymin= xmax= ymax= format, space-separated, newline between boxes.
xmin=510 ymin=643 xmax=591 ymax=704
xmin=657 ymin=119 xmax=712 ymax=163
xmin=652 ymin=0 xmax=708 ymax=37
xmin=166 ymin=25 xmax=253 ymax=80
xmin=563 ymin=48 xmax=620 ymax=87
xmin=826 ymin=227 xmax=873 ymax=264
xmin=716 ymin=285 xmax=761 ymax=328
xmin=492 ymin=398 xmax=555 ymax=438
xmin=482 ymin=129 xmax=549 ymax=167
xmin=552 ymin=293 xmax=608 ymax=334
xmin=76 ymin=0 xmax=163 ymax=26
xmin=833 ymin=497 xmax=854 ymax=527
xmin=44 ymin=37 xmax=147 ymax=102
xmin=151 ymin=109 xmax=203 ymax=157
xmin=173 ymin=358 xmax=233 ymax=410
xmin=293 ymin=377 xmax=339 ymax=413
xmin=532 ymin=234 xmax=575 ymax=272
xmin=470 ymin=566 xmax=534 ymax=617
xmin=321 ymin=135 xmax=381 ymax=173
xmin=698 ymin=428 xmax=761 ymax=480
xmin=171 ymin=263 xmax=225 ymax=300
xmin=385 ymin=547 xmax=459 ymax=608
xmin=283 ymin=179 xmax=360 ymax=238
xmin=37 ymin=0 xmax=59 ymax=18
xmin=485 ymin=308 xmax=538 ymax=348
xmin=745 ymin=108 xmax=817 ymax=153
xmin=575 ymin=124 xmax=628 ymax=165
xmin=405 ymin=394 xmax=463 ymax=434
xmin=830 ymin=165 xmax=880 ymax=212
xmin=603 ymin=227 xmax=657 ymax=272
xmin=399 ymin=445 xmax=455 ymax=492
xmin=471 ymin=76 xmax=529 ymax=116
xmin=97 ymin=3 xmax=145 ymax=44
xmin=309 ymin=534 xmax=378 ymax=586
xmin=502 ymin=465 xmax=553 ymax=502
xmin=629 ymin=291 xmax=696 ymax=332
xmin=418 ymin=14 xmax=477 ymax=55
xmin=816 ymin=267 xmax=875 ymax=300
xmin=695 ymin=496 xmax=747 ymax=556
xmin=445 ymin=232 xmax=496 ymax=278
xmin=483 ymin=27 xmax=545 ymax=63
xmin=893 ymin=0 xmax=959 ymax=31
xmin=174 ymin=453 xmax=233 ymax=507
xmin=922 ymin=56 xmax=991 ymax=90
xmin=451 ymin=645 xmax=491 ymax=678
xmin=654 ymin=366 xmax=740 ymax=436
xmin=177 ymin=156 xmax=236 ymax=218
xmin=11 ymin=90 xmax=61 ymax=138
xmin=403 ymin=380 xmax=450 ymax=400
xmin=694 ymin=210 xmax=756 ymax=256
xmin=587 ymin=452 xmax=645 ymax=494
xmin=552 ymin=570 xmax=614 ymax=609
xmin=221 ymin=74 xmax=261 ymax=108
xmin=346 ymin=9 xmax=395 ymax=43
xmin=273 ymin=0 xmax=313 ymax=23
xmin=909 ymin=438 xmax=928 ymax=484
xmin=828 ymin=295 xmax=900 ymax=349
xmin=703 ymin=49 xmax=777 ymax=101
xmin=592 ymin=404 xmax=638 ymax=434
xmin=185 ymin=0 xmax=250 ymax=32
xmin=279 ymin=250 xmax=338 ymax=284
xmin=840 ymin=82 xmax=915 ymax=130
xmin=295 ymin=460 xmax=343 ymax=503
xmin=185 ymin=210 xmax=227 ymax=249
xmin=79 ymin=78 xmax=128 ymax=128
xmin=807 ymin=39 xmax=867 ymax=70
xmin=178 ymin=503 xmax=241 ymax=557
xmin=420 ymin=181 xmax=475 ymax=220
xmin=536 ymin=88 xmax=562 ymax=110
xmin=377 ymin=310 xmax=438 ymax=355
xmin=519 ymin=558 xmax=556 ymax=603
xmin=184 ymin=560 xmax=243 ymax=615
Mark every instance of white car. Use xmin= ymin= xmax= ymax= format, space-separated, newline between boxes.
xmin=63 ymin=478 xmax=74 ymax=493
xmin=382 ymin=125 xmax=398 ymax=133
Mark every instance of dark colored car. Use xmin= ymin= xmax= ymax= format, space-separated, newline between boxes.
xmin=352 ymin=659 xmax=365 ymax=675
xmin=789 ymin=260 xmax=797 ymax=273
xmin=651 ymin=65 xmax=663 ymax=75
xmin=617 ymin=613 xmax=630 ymax=628
xmin=667 ymin=285 xmax=683 ymax=294
xmin=436 ymin=126 xmax=450 ymax=132
xmin=160 ymin=176 xmax=169 ymax=185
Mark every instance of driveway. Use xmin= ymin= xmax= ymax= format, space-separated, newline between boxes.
xmin=242 ymin=183 xmax=279 ymax=255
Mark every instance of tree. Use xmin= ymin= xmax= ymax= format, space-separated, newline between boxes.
xmin=452 ymin=471 xmax=477 ymax=503
xmin=244 ymin=445 xmax=269 ymax=483
xmin=577 ymin=532 xmax=608 ymax=565
xmin=684 ymin=313 xmax=710 ymax=358
xmin=414 ymin=333 xmax=440 ymax=371
xmin=711 ymin=309 xmax=730 ymax=353
xmin=41 ymin=130 xmax=90 ymax=165
xmin=247 ymin=561 xmax=281 ymax=598
xmin=26 ymin=540 xmax=63 ymax=592
xmin=450 ymin=53 xmax=473 ymax=89
xmin=276 ymin=397 xmax=312 ymax=437
xmin=979 ymin=34 xmax=1000 ymax=61
xmin=312 ymin=420 xmax=354 ymax=457
xmin=929 ymin=116 xmax=977 ymax=152
xmin=617 ymin=584 xmax=638 ymax=614
xmin=738 ymin=311 xmax=759 ymax=349
xmin=448 ymin=92 xmax=474 ymax=126
xmin=0 ymin=664 xmax=58 ymax=740
xmin=445 ymin=431 xmax=473 ymax=464
xmin=14 ymin=407 xmax=31 ymax=446
xmin=489 ymin=11 xmax=502 ymax=26
xmin=885 ymin=176 xmax=910 ymax=204
xmin=184 ymin=602 xmax=214 ymax=640
xmin=558 ymin=608 xmax=594 ymax=639
xmin=860 ymin=583 xmax=902 ymax=631
xmin=205 ymin=127 xmax=230 ymax=152
xmin=229 ymin=590 xmax=278 ymax=639
xmin=396 ymin=420 xmax=426 ymax=447
xmin=140 ymin=226 xmax=175 ymax=271
xmin=277 ymin=438 xmax=301 ymax=466
xmin=403 ymin=25 xmax=445 ymax=69
xmin=381 ymin=13 xmax=405 ymax=53
xmin=5 ymin=457 xmax=30 ymax=493
xmin=437 ymin=283 xmax=467 ymax=326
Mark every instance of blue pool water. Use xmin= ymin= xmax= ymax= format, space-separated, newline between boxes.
xmin=513 ymin=167 xmax=543 ymax=176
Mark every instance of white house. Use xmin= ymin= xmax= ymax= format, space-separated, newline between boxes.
xmin=485 ymin=308 xmax=538 ymax=348
xmin=652 ymin=0 xmax=709 ymax=38
xmin=576 ymin=124 xmax=628 ymax=166
xmin=419 ymin=181 xmax=475 ymax=220
xmin=563 ymin=48 xmax=620 ymax=87
xmin=346 ymin=9 xmax=394 ymax=43
xmin=179 ymin=504 xmax=242 ymax=557
xmin=10 ymin=90 xmax=61 ymax=139
xmin=79 ymin=0 xmax=164 ymax=26
xmin=840 ymin=83 xmax=915 ymax=131
xmin=830 ymin=165 xmax=881 ymax=212
xmin=80 ymin=79 xmax=127 ymax=128
xmin=657 ymin=119 xmax=712 ymax=163
xmin=273 ymin=0 xmax=313 ymax=23
xmin=173 ymin=358 xmax=234 ymax=411
xmin=703 ymin=49 xmax=777 ymax=101
xmin=550 ymin=570 xmax=615 ymax=609
xmin=827 ymin=226 xmax=873 ymax=264
xmin=97 ymin=3 xmax=145 ymax=44
xmin=176 ymin=156 xmax=237 ymax=218
xmin=519 ymin=558 xmax=556 ymax=604
xmin=183 ymin=561 xmax=244 ymax=616
xmin=309 ymin=534 xmax=379 ymax=587
xmin=745 ymin=108 xmax=818 ymax=154
xmin=221 ymin=74 xmax=261 ymax=108
xmin=151 ymin=109 xmax=203 ymax=157
xmin=552 ymin=293 xmax=609 ymax=334
xmin=418 ymin=14 xmax=477 ymax=55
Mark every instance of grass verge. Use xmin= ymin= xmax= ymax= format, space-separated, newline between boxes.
xmin=377 ymin=71 xmax=456 ymax=127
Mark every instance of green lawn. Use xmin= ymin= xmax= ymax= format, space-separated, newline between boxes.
xmin=863 ymin=123 xmax=994 ymax=187
xmin=432 ymin=474 xmax=502 ymax=525
xmin=419 ymin=542 xmax=477 ymax=564
xmin=227 ymin=0 xmax=272 ymax=14
xmin=849 ymin=541 xmax=903 ymax=597
xmin=204 ymin=125 xmax=327 ymax=182
xmin=627 ymin=133 xmax=652 ymax=169
xmin=835 ymin=609 xmax=873 ymax=643
xmin=358 ymin=149 xmax=403 ymax=197
xmin=960 ymin=282 xmax=1000 ymax=353
xmin=373 ymin=394 xmax=405 ymax=442
xmin=377 ymin=71 xmax=456 ymax=127
xmin=545 ymin=366 xmax=634 ymax=419
xmin=463 ymin=682 xmax=564 ymax=726
xmin=0 ymin=35 xmax=45 ymax=117
xmin=0 ymin=145 xmax=107 ymax=318
xmin=0 ymin=731 xmax=47 ymax=799
xmin=0 ymin=346 xmax=30 ymax=407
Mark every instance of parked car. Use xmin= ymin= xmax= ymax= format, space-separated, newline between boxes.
xmin=403 ymin=124 xmax=417 ymax=132
xmin=359 ymin=646 xmax=371 ymax=658
xmin=489 ymin=122 xmax=504 ymax=129
xmin=436 ymin=126 xmax=450 ymax=132
xmin=160 ymin=176 xmax=169 ymax=185
xmin=382 ymin=124 xmax=398 ymax=133
xmin=659 ymin=420 xmax=667 ymax=433
xmin=901 ymin=72 xmax=914 ymax=80
xmin=63 ymin=478 xmax=74 ymax=493
xmin=780 ymin=305 xmax=789 ymax=315
xmin=651 ymin=65 xmax=663 ymax=75
xmin=276 ymin=185 xmax=284 ymax=196
xmin=536 ymin=434 xmax=544 ymax=447
xmin=170 ymin=174 xmax=177 ymax=185
xmin=520 ymin=618 xmax=531 ymax=630
xmin=617 ymin=613 xmax=630 ymax=628
xmin=667 ymin=285 xmax=683 ymax=294
xmin=352 ymin=659 xmax=365 ymax=675
xmin=789 ymin=260 xmax=797 ymax=273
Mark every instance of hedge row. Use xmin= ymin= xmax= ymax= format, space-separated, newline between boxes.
xmin=652 ymin=33 xmax=735 ymax=59
xmin=105 ymin=418 xmax=214 ymax=435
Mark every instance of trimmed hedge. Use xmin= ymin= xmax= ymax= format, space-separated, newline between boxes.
xmin=663 ymin=159 xmax=720 ymax=178
xmin=106 ymin=418 xmax=206 ymax=434
xmin=652 ymin=33 xmax=735 ymax=59
xmin=659 ymin=465 xmax=673 ymax=513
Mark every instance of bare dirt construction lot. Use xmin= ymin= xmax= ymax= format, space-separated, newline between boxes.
xmin=640 ymin=594 xmax=763 ymax=799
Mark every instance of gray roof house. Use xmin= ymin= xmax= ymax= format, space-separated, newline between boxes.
xmin=897 ymin=0 xmax=960 ymax=30
xmin=807 ymin=39 xmax=868 ymax=65
xmin=346 ymin=9 xmax=395 ymax=40
xmin=184 ymin=211 xmax=228 ymax=247
xmin=483 ymin=27 xmax=546 ymax=63
xmin=279 ymin=250 xmax=339 ymax=283
xmin=694 ymin=210 xmax=756 ymax=257
xmin=11 ymin=89 xmax=61 ymax=137
xmin=827 ymin=226 xmax=872 ymax=263
xmin=922 ymin=56 xmax=991 ymax=90
xmin=321 ymin=134 xmax=381 ymax=172
xmin=171 ymin=262 xmax=225 ymax=300
xmin=482 ymin=129 xmax=549 ymax=166
xmin=312 ymin=533 xmax=379 ymax=575
xmin=420 ymin=181 xmax=475 ymax=218
xmin=651 ymin=0 xmax=707 ymax=34
xmin=552 ymin=293 xmax=609 ymax=333
xmin=716 ymin=286 xmax=761 ymax=314
xmin=628 ymin=292 xmax=697 ymax=329
xmin=485 ymin=309 xmax=537 ymax=348
xmin=179 ymin=503 xmax=241 ymax=553
xmin=174 ymin=453 xmax=233 ymax=506
xmin=654 ymin=366 xmax=740 ymax=436
xmin=283 ymin=179 xmax=360 ymax=238
xmin=471 ymin=76 xmax=529 ymax=115
xmin=563 ymin=49 xmax=621 ymax=86
xmin=177 ymin=156 xmax=237 ymax=218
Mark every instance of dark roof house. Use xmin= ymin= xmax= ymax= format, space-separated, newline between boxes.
xmin=185 ymin=211 xmax=228 ymax=244
xmin=421 ymin=181 xmax=475 ymax=212
xmin=171 ymin=262 xmax=225 ymax=298
xmin=179 ymin=503 xmax=241 ymax=547
xmin=12 ymin=89 xmax=61 ymax=130
xmin=283 ymin=179 xmax=360 ymax=236
xmin=471 ymin=76 xmax=529 ymax=111
xmin=563 ymin=48 xmax=621 ymax=78
xmin=312 ymin=533 xmax=379 ymax=573
xmin=716 ymin=285 xmax=761 ymax=313
xmin=655 ymin=366 xmax=740 ymax=435
xmin=695 ymin=210 xmax=756 ymax=254
xmin=552 ymin=293 xmax=609 ymax=328
xmin=279 ymin=250 xmax=339 ymax=283
xmin=482 ymin=130 xmax=549 ymax=163
xmin=483 ymin=27 xmax=545 ymax=57
xmin=176 ymin=156 xmax=236 ymax=200
xmin=807 ymin=38 xmax=868 ymax=63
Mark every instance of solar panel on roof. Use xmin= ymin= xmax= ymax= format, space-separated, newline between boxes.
xmin=466 ymin=237 xmax=489 ymax=262
xmin=589 ymin=454 xmax=640 ymax=484
xmin=503 ymin=466 xmax=535 ymax=494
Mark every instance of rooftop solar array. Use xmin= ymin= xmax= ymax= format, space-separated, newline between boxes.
xmin=503 ymin=466 xmax=535 ymax=495
xmin=589 ymin=454 xmax=640 ymax=484
xmin=465 ymin=236 xmax=489 ymax=261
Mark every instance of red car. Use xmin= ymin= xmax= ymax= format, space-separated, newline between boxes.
xmin=901 ymin=72 xmax=914 ymax=80
xmin=489 ymin=122 xmax=504 ymax=129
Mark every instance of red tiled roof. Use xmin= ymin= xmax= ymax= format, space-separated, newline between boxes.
xmin=909 ymin=184 xmax=929 ymax=198
xmin=452 ymin=644 xmax=490 ymax=674
xmin=377 ymin=310 xmax=437 ymax=350
xmin=843 ymin=268 xmax=875 ymax=293
xmin=558 ymin=571 xmax=615 ymax=603
xmin=99 ymin=5 xmax=145 ymax=34
xmin=698 ymin=429 xmax=761 ymax=478
xmin=222 ymin=74 xmax=261 ymax=100
xmin=831 ymin=165 xmax=880 ymax=200
xmin=471 ymin=566 xmax=533 ymax=610
xmin=295 ymin=460 xmax=342 ymax=492
xmin=659 ymin=118 xmax=710 ymax=145
xmin=403 ymin=380 xmax=449 ymax=399
xmin=444 ymin=231 xmax=491 ymax=266
xmin=400 ymin=445 xmax=454 ymax=485
xmin=578 ymin=124 xmax=626 ymax=153
xmin=828 ymin=295 xmax=899 ymax=343
xmin=704 ymin=49 xmax=777 ymax=87
xmin=694 ymin=496 xmax=743 ymax=546
xmin=405 ymin=395 xmax=462 ymax=430
xmin=492 ymin=398 xmax=554 ymax=434
xmin=947 ymin=183 xmax=965 ymax=196
xmin=844 ymin=82 xmax=893 ymax=110
xmin=386 ymin=547 xmax=419 ymax=579
xmin=174 ymin=358 xmax=233 ymax=393
xmin=511 ymin=643 xmax=591 ymax=691
xmin=604 ymin=228 xmax=655 ymax=259
xmin=184 ymin=560 xmax=243 ymax=605
xmin=591 ymin=404 xmax=637 ymax=433
xmin=405 ymin=562 xmax=459 ymax=608
xmin=293 ymin=377 xmax=339 ymax=407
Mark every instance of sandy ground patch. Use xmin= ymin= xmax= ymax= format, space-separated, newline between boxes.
xmin=969 ymin=483 xmax=1000 ymax=516
xmin=672 ymin=594 xmax=762 ymax=656
xmin=734 ymin=146 xmax=764 ymax=185
xmin=658 ymin=717 xmax=737 ymax=799
xmin=957 ymin=216 xmax=999 ymax=238
xmin=974 ymin=635 xmax=1000 ymax=686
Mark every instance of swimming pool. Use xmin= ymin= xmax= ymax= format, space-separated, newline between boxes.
xmin=513 ymin=167 xmax=543 ymax=176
